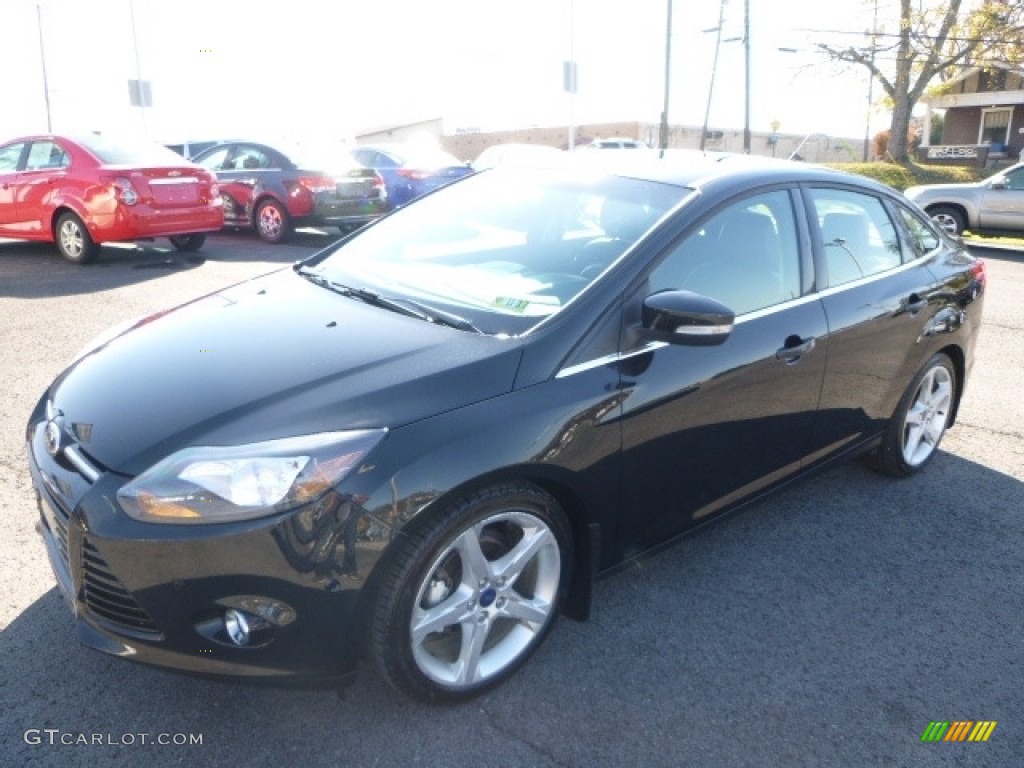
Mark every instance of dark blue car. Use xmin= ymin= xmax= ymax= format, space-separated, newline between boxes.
xmin=349 ymin=143 xmax=473 ymax=208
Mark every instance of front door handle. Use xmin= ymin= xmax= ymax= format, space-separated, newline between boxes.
xmin=905 ymin=293 xmax=929 ymax=315
xmin=776 ymin=335 xmax=815 ymax=364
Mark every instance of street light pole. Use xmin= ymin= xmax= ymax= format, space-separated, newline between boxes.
xmin=128 ymin=0 xmax=148 ymax=139
xmin=36 ymin=4 xmax=52 ymax=132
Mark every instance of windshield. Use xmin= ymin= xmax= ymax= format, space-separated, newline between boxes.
xmin=305 ymin=168 xmax=688 ymax=335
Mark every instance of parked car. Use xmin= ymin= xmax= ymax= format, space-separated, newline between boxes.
xmin=581 ymin=137 xmax=651 ymax=150
xmin=472 ymin=143 xmax=565 ymax=171
xmin=27 ymin=156 xmax=985 ymax=704
xmin=349 ymin=143 xmax=473 ymax=208
xmin=164 ymin=139 xmax=237 ymax=160
xmin=191 ymin=141 xmax=387 ymax=243
xmin=904 ymin=161 xmax=1024 ymax=236
xmin=0 ymin=133 xmax=222 ymax=263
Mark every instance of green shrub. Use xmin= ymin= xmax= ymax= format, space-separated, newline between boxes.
xmin=823 ymin=161 xmax=988 ymax=192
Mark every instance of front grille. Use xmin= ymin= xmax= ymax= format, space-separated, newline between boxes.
xmin=51 ymin=499 xmax=71 ymax=570
xmin=82 ymin=538 xmax=158 ymax=633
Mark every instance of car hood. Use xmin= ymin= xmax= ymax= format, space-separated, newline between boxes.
xmin=904 ymin=180 xmax=984 ymax=199
xmin=48 ymin=268 xmax=523 ymax=476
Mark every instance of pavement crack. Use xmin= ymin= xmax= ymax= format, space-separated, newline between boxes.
xmin=476 ymin=704 xmax=575 ymax=767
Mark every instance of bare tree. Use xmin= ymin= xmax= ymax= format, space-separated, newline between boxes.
xmin=817 ymin=0 xmax=1023 ymax=162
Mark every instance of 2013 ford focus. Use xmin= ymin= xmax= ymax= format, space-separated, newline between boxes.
xmin=26 ymin=157 xmax=985 ymax=703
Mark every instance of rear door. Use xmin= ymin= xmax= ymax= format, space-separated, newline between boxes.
xmin=803 ymin=184 xmax=948 ymax=460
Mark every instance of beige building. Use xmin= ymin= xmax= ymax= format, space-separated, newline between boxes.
xmin=356 ymin=118 xmax=867 ymax=165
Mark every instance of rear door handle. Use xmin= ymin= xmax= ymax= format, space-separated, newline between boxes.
xmin=776 ymin=335 xmax=815 ymax=364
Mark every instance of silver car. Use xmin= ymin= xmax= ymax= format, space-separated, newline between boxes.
xmin=904 ymin=162 xmax=1024 ymax=236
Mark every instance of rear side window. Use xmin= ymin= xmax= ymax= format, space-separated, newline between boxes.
xmin=25 ymin=141 xmax=69 ymax=170
xmin=810 ymin=188 xmax=902 ymax=287
xmin=896 ymin=206 xmax=941 ymax=259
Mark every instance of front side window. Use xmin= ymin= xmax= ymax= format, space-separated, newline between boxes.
xmin=810 ymin=188 xmax=902 ymax=287
xmin=648 ymin=189 xmax=802 ymax=315
xmin=0 ymin=142 xmax=26 ymax=172
xmin=1001 ymin=165 xmax=1024 ymax=190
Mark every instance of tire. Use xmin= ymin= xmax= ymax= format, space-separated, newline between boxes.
xmin=55 ymin=212 xmax=100 ymax=264
xmin=254 ymin=199 xmax=291 ymax=243
xmin=367 ymin=482 xmax=572 ymax=703
xmin=873 ymin=353 xmax=956 ymax=477
xmin=928 ymin=205 xmax=966 ymax=237
xmin=168 ymin=233 xmax=206 ymax=252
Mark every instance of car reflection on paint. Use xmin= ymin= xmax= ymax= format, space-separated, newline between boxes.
xmin=26 ymin=154 xmax=985 ymax=703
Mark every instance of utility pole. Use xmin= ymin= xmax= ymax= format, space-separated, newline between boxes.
xmin=863 ymin=0 xmax=879 ymax=161
xmin=700 ymin=0 xmax=728 ymax=152
xmin=659 ymin=0 xmax=673 ymax=152
xmin=743 ymin=0 xmax=751 ymax=153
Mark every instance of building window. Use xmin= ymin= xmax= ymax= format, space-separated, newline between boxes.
xmin=978 ymin=69 xmax=1007 ymax=92
xmin=978 ymin=109 xmax=1012 ymax=147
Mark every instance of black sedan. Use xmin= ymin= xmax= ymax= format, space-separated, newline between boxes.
xmin=26 ymin=156 xmax=985 ymax=704
xmin=191 ymin=141 xmax=388 ymax=242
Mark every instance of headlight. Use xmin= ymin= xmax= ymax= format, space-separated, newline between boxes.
xmin=117 ymin=430 xmax=386 ymax=524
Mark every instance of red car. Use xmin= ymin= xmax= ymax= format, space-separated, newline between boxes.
xmin=0 ymin=134 xmax=223 ymax=263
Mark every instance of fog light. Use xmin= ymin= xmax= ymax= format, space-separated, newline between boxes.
xmin=224 ymin=609 xmax=251 ymax=646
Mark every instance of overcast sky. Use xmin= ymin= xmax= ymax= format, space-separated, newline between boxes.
xmin=4 ymin=0 xmax=889 ymax=147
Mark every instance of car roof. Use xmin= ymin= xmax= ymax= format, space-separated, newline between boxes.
xmin=555 ymin=151 xmax=878 ymax=194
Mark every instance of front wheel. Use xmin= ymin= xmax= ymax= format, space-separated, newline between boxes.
xmin=168 ymin=233 xmax=206 ymax=252
xmin=928 ymin=205 xmax=966 ymax=237
xmin=55 ymin=212 xmax=100 ymax=264
xmin=873 ymin=353 xmax=957 ymax=477
xmin=367 ymin=482 xmax=572 ymax=704
xmin=254 ymin=199 xmax=291 ymax=243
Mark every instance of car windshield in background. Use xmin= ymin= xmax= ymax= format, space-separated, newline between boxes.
xmin=308 ymin=169 xmax=689 ymax=334
xmin=75 ymin=133 xmax=195 ymax=166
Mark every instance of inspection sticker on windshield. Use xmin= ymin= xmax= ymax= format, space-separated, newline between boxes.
xmin=492 ymin=296 xmax=532 ymax=312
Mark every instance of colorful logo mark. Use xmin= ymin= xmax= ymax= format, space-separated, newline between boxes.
xmin=921 ymin=721 xmax=997 ymax=742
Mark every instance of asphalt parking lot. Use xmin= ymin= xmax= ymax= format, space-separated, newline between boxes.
xmin=1 ymin=232 xmax=1021 ymax=767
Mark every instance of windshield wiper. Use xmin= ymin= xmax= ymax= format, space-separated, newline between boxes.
xmin=295 ymin=266 xmax=480 ymax=333
xmin=333 ymin=281 xmax=482 ymax=333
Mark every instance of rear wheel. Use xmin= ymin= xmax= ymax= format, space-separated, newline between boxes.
xmin=169 ymin=233 xmax=206 ymax=252
xmin=55 ymin=212 xmax=100 ymax=264
xmin=254 ymin=199 xmax=291 ymax=243
xmin=873 ymin=353 xmax=956 ymax=477
xmin=367 ymin=482 xmax=572 ymax=704
xmin=928 ymin=205 xmax=966 ymax=236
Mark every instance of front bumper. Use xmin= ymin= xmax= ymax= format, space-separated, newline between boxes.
xmin=25 ymin=412 xmax=386 ymax=684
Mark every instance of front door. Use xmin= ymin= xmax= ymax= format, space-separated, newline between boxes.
xmin=0 ymin=141 xmax=27 ymax=230
xmin=618 ymin=188 xmax=828 ymax=553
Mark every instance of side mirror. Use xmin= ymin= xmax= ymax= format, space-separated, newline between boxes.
xmin=641 ymin=290 xmax=735 ymax=346
xmin=990 ymin=177 xmax=1008 ymax=190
